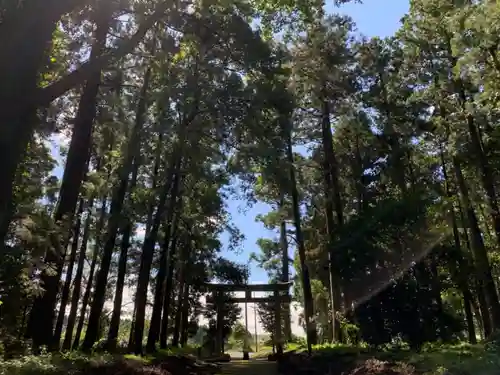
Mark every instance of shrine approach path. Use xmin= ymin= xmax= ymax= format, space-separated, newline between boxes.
xmin=218 ymin=359 xmax=277 ymax=375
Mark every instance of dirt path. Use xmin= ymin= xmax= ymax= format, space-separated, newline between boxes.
xmin=218 ymin=360 xmax=277 ymax=375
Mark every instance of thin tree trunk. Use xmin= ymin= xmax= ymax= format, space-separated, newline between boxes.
xmin=446 ymin=38 xmax=500 ymax=252
xmin=133 ymin=156 xmax=178 ymax=354
xmin=440 ymin=148 xmax=476 ymax=343
xmin=73 ymin=196 xmax=107 ymax=349
xmin=128 ymin=304 xmax=137 ymax=351
xmin=147 ymin=166 xmax=183 ymax=352
xmin=283 ymin=114 xmax=316 ymax=350
xmin=133 ymin=107 xmax=194 ymax=353
xmin=62 ymin=196 xmax=95 ymax=351
xmin=53 ymin=199 xmax=85 ymax=349
xmin=453 ymin=158 xmax=500 ymax=332
xmin=279 ymin=196 xmax=292 ymax=342
xmin=471 ymin=296 xmax=485 ymax=340
xmin=321 ymin=98 xmax=343 ymax=343
xmin=172 ymin=259 xmax=188 ymax=347
xmin=463 ymin=291 xmax=477 ymax=344
xmin=81 ymin=65 xmax=152 ymax=352
xmin=145 ymin=131 xmax=164 ymax=237
xmin=179 ymin=285 xmax=190 ymax=347
xmin=456 ymin=197 xmax=492 ymax=337
xmin=160 ymin=224 xmax=181 ymax=348
xmin=107 ymin=160 xmax=140 ymax=349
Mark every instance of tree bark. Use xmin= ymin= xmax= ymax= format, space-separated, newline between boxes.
xmin=107 ymin=160 xmax=140 ymax=349
xmin=179 ymin=285 xmax=190 ymax=347
xmin=25 ymin=10 xmax=110 ymax=348
xmin=456 ymin=196 xmax=492 ymax=337
xmin=453 ymin=158 xmax=500 ymax=332
xmin=73 ymin=196 xmax=107 ymax=349
xmin=62 ymin=196 xmax=95 ymax=351
xmin=440 ymin=148 xmax=476 ymax=343
xmin=0 ymin=0 xmax=63 ymax=242
xmin=132 ymin=153 xmax=179 ymax=354
xmin=53 ymin=199 xmax=85 ymax=349
xmin=145 ymin=131 xmax=164 ymax=237
xmin=279 ymin=196 xmax=292 ymax=342
xmin=172 ymin=251 xmax=189 ymax=347
xmin=146 ymin=166 xmax=183 ymax=352
xmin=0 ymin=0 xmax=172 ymax=240
xmin=320 ymin=98 xmax=343 ymax=343
xmin=160 ymin=225 xmax=181 ymax=348
xmin=283 ymin=114 xmax=317 ymax=350
xmin=81 ymin=66 xmax=152 ymax=352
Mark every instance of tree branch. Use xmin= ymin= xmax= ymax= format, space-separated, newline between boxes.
xmin=36 ymin=0 xmax=172 ymax=106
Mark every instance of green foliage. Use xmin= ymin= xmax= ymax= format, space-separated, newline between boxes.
xmin=228 ymin=322 xmax=253 ymax=350
xmin=0 ymin=352 xmax=115 ymax=375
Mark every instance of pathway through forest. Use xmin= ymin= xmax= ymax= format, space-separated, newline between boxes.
xmin=218 ymin=360 xmax=277 ymax=375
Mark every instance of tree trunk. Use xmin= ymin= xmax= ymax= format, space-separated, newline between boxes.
xmin=53 ymin=199 xmax=85 ymax=349
xmin=446 ymin=38 xmax=500 ymax=252
xmin=179 ymin=285 xmax=190 ymax=347
xmin=145 ymin=131 xmax=164 ymax=237
xmin=128 ymin=304 xmax=137 ymax=351
xmin=73 ymin=196 xmax=107 ymax=349
xmin=172 ymin=259 xmax=188 ymax=347
xmin=25 ymin=10 xmax=111 ymax=348
xmin=160 ymin=224 xmax=181 ymax=348
xmin=320 ymin=98 xmax=343 ymax=343
xmin=146 ymin=166 xmax=183 ymax=352
xmin=107 ymin=160 xmax=140 ymax=349
xmin=81 ymin=66 xmax=151 ymax=352
xmin=283 ymin=114 xmax=316 ymax=350
xmin=62 ymin=196 xmax=94 ymax=350
xmin=133 ymin=155 xmax=181 ymax=353
xmin=463 ymin=291 xmax=477 ymax=344
xmin=462 ymin=95 xmax=500 ymax=248
xmin=453 ymin=158 xmax=500 ymax=332
xmin=0 ymin=0 xmax=174 ymax=239
xmin=456 ymin=197 xmax=492 ymax=337
xmin=439 ymin=148 xmax=476 ymax=343
xmin=279 ymin=196 xmax=292 ymax=342
xmin=0 ymin=1 xmax=63 ymax=241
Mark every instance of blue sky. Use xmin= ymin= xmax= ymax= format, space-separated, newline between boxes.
xmin=223 ymin=0 xmax=411 ymax=283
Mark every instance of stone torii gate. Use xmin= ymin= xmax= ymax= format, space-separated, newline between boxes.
xmin=204 ymin=282 xmax=292 ymax=359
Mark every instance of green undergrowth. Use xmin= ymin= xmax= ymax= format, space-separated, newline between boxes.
xmin=305 ymin=342 xmax=500 ymax=374
xmin=404 ymin=343 xmax=500 ymax=375
xmin=0 ymin=345 xmax=201 ymax=375
xmin=0 ymin=351 xmax=115 ymax=375
xmin=2 ymin=342 xmax=500 ymax=375
xmin=251 ymin=342 xmax=303 ymax=358
xmin=254 ymin=341 xmax=500 ymax=375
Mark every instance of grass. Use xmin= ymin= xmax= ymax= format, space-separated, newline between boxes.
xmin=251 ymin=341 xmax=500 ymax=375
xmin=2 ymin=342 xmax=500 ymax=375
xmin=307 ymin=342 xmax=500 ymax=375
xmin=0 ymin=345 xmax=202 ymax=375
xmin=251 ymin=342 xmax=304 ymax=359
xmin=0 ymin=351 xmax=116 ymax=375
xmin=405 ymin=343 xmax=500 ymax=375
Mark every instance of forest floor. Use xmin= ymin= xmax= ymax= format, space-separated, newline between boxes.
xmin=1 ymin=343 xmax=499 ymax=375
xmin=272 ymin=342 xmax=500 ymax=375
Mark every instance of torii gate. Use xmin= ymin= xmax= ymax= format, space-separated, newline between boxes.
xmin=204 ymin=282 xmax=292 ymax=359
